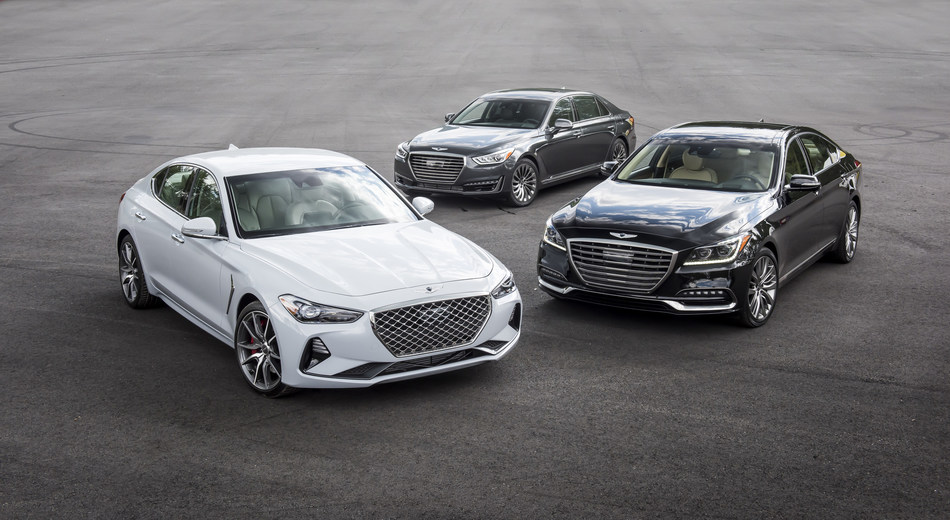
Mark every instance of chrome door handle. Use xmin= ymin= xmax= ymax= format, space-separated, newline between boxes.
xmin=134 ymin=211 xmax=147 ymax=221
xmin=171 ymin=233 xmax=185 ymax=244
xmin=572 ymin=130 xmax=583 ymax=137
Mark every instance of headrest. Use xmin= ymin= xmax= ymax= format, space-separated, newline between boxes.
xmin=682 ymin=151 xmax=704 ymax=171
xmin=245 ymin=177 xmax=293 ymax=206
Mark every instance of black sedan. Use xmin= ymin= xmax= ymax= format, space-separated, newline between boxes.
xmin=537 ymin=121 xmax=862 ymax=327
xmin=394 ymin=88 xmax=635 ymax=206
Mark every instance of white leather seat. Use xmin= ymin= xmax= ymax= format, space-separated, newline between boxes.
xmin=670 ymin=151 xmax=718 ymax=182
xmin=286 ymin=200 xmax=338 ymax=226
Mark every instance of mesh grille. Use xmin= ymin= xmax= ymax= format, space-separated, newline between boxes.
xmin=372 ymin=296 xmax=491 ymax=357
xmin=570 ymin=240 xmax=674 ymax=294
xmin=408 ymin=153 xmax=465 ymax=183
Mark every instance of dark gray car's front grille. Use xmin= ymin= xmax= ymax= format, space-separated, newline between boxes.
xmin=569 ymin=239 xmax=675 ymax=294
xmin=408 ymin=153 xmax=465 ymax=183
xmin=372 ymin=296 xmax=491 ymax=357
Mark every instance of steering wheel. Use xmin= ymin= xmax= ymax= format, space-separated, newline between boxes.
xmin=731 ymin=174 xmax=766 ymax=190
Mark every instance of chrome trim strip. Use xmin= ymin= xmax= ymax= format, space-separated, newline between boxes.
xmin=538 ymin=277 xmax=734 ymax=312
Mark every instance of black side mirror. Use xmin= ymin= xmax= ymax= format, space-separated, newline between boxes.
xmin=444 ymin=113 xmax=455 ymax=123
xmin=600 ymin=161 xmax=618 ymax=176
xmin=786 ymin=174 xmax=821 ymax=191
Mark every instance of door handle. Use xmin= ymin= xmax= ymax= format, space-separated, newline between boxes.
xmin=572 ymin=130 xmax=583 ymax=137
xmin=134 ymin=211 xmax=147 ymax=221
xmin=171 ymin=233 xmax=185 ymax=244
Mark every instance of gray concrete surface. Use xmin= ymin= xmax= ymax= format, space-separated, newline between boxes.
xmin=2 ymin=0 xmax=948 ymax=518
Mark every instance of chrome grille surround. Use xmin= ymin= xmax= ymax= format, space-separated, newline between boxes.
xmin=568 ymin=239 xmax=677 ymax=294
xmin=408 ymin=152 xmax=465 ymax=184
xmin=371 ymin=295 xmax=492 ymax=358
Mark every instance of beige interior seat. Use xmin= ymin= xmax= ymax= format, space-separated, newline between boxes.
xmin=286 ymin=200 xmax=338 ymax=226
xmin=670 ymin=151 xmax=718 ymax=182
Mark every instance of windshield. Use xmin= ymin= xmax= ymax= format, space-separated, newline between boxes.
xmin=451 ymin=98 xmax=550 ymax=129
xmin=226 ymin=165 xmax=419 ymax=238
xmin=615 ymin=139 xmax=778 ymax=192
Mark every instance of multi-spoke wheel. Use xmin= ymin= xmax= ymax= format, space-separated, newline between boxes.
xmin=831 ymin=201 xmax=860 ymax=263
xmin=118 ymin=235 xmax=157 ymax=309
xmin=506 ymin=159 xmax=538 ymax=207
xmin=737 ymin=249 xmax=778 ymax=327
xmin=235 ymin=301 xmax=293 ymax=397
xmin=609 ymin=138 xmax=628 ymax=162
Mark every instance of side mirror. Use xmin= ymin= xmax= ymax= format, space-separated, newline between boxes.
xmin=412 ymin=196 xmax=435 ymax=216
xmin=444 ymin=113 xmax=455 ymax=123
xmin=600 ymin=161 xmax=618 ymax=176
xmin=181 ymin=217 xmax=224 ymax=239
xmin=786 ymin=174 xmax=821 ymax=191
xmin=545 ymin=118 xmax=574 ymax=135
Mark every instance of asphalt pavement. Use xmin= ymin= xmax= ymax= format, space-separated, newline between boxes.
xmin=1 ymin=1 xmax=948 ymax=518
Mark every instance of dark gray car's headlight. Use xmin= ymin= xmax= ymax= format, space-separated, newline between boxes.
xmin=472 ymin=148 xmax=513 ymax=165
xmin=395 ymin=141 xmax=410 ymax=160
xmin=543 ymin=217 xmax=567 ymax=251
xmin=491 ymin=272 xmax=517 ymax=299
xmin=683 ymin=234 xmax=751 ymax=266
xmin=279 ymin=295 xmax=363 ymax=323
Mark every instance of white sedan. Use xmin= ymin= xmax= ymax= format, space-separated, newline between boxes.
xmin=117 ymin=147 xmax=522 ymax=396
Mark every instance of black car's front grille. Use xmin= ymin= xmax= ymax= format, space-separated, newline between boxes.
xmin=569 ymin=239 xmax=675 ymax=294
xmin=372 ymin=296 xmax=492 ymax=357
xmin=408 ymin=153 xmax=465 ymax=183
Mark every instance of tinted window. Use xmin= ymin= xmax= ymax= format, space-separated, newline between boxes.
xmin=186 ymin=169 xmax=224 ymax=233
xmin=799 ymin=134 xmax=838 ymax=172
xmin=452 ymin=98 xmax=549 ymax=129
xmin=573 ymin=96 xmax=602 ymax=121
xmin=548 ymin=98 xmax=575 ymax=125
xmin=595 ymin=97 xmax=611 ymax=116
xmin=784 ymin=141 xmax=808 ymax=182
xmin=156 ymin=165 xmax=196 ymax=214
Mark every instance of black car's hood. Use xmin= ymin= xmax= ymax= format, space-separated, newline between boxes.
xmin=409 ymin=125 xmax=534 ymax=155
xmin=553 ymin=179 xmax=775 ymax=247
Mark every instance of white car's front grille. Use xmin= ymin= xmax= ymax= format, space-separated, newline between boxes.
xmin=372 ymin=296 xmax=491 ymax=357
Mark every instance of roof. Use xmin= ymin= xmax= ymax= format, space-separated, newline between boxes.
xmin=657 ymin=121 xmax=809 ymax=145
xmin=481 ymin=87 xmax=587 ymax=101
xmin=171 ymin=147 xmax=365 ymax=177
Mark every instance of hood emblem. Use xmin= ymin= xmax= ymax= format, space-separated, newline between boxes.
xmin=431 ymin=147 xmax=448 ymax=152
xmin=419 ymin=284 xmax=443 ymax=294
xmin=610 ymin=232 xmax=638 ymax=239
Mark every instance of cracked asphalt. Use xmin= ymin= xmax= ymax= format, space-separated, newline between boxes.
xmin=1 ymin=1 xmax=948 ymax=518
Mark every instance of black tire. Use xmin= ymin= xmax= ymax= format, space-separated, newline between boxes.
xmin=235 ymin=301 xmax=295 ymax=397
xmin=830 ymin=201 xmax=859 ymax=263
xmin=505 ymin=158 xmax=539 ymax=207
xmin=118 ymin=235 xmax=158 ymax=309
xmin=736 ymin=248 xmax=778 ymax=328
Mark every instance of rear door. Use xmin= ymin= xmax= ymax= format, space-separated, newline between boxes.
xmin=571 ymin=95 xmax=615 ymax=170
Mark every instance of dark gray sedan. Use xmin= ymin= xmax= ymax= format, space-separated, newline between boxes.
xmin=394 ymin=88 xmax=635 ymax=206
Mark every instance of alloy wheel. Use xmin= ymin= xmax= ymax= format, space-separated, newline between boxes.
xmin=747 ymin=254 xmax=777 ymax=322
xmin=511 ymin=163 xmax=538 ymax=204
xmin=236 ymin=309 xmax=282 ymax=393
xmin=611 ymin=140 xmax=627 ymax=161
xmin=845 ymin=205 xmax=859 ymax=260
xmin=120 ymin=241 xmax=140 ymax=303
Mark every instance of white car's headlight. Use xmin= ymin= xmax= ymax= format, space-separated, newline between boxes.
xmin=395 ymin=141 xmax=410 ymax=160
xmin=683 ymin=234 xmax=752 ymax=266
xmin=491 ymin=272 xmax=517 ymax=299
xmin=279 ymin=295 xmax=363 ymax=323
xmin=471 ymin=148 xmax=513 ymax=165
xmin=543 ymin=217 xmax=566 ymax=251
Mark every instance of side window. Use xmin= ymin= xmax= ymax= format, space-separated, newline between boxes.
xmin=186 ymin=169 xmax=224 ymax=234
xmin=548 ymin=98 xmax=575 ymax=126
xmin=595 ymin=97 xmax=611 ymax=116
xmin=784 ymin=140 xmax=808 ymax=183
xmin=573 ymin=96 xmax=602 ymax=121
xmin=156 ymin=165 xmax=196 ymax=214
xmin=800 ymin=134 xmax=838 ymax=172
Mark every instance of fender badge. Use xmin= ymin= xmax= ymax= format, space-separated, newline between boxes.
xmin=610 ymin=232 xmax=638 ymax=239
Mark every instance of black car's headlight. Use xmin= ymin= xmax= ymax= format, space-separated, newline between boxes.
xmin=279 ymin=295 xmax=363 ymax=323
xmin=395 ymin=141 xmax=410 ymax=160
xmin=491 ymin=272 xmax=517 ymax=299
xmin=683 ymin=234 xmax=751 ymax=266
xmin=472 ymin=148 xmax=513 ymax=165
xmin=543 ymin=217 xmax=567 ymax=251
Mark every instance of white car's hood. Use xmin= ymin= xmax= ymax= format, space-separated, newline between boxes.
xmin=240 ymin=220 xmax=495 ymax=296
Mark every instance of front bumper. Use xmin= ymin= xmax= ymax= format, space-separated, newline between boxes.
xmin=269 ymin=282 xmax=523 ymax=389
xmin=537 ymin=240 xmax=751 ymax=315
xmin=393 ymin=153 xmax=512 ymax=196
